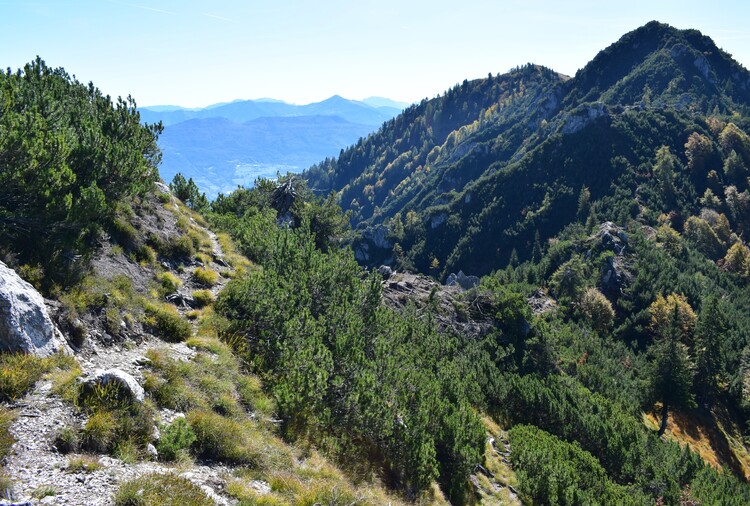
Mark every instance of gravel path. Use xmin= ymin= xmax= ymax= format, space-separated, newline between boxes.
xmin=3 ymin=211 xmax=238 ymax=505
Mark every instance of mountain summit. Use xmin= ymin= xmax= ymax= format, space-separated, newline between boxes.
xmin=305 ymin=22 xmax=750 ymax=276
xmin=569 ymin=21 xmax=750 ymax=110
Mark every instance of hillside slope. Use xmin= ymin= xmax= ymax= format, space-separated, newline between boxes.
xmin=304 ymin=21 xmax=750 ymax=277
xmin=1 ymin=187 xmax=413 ymax=505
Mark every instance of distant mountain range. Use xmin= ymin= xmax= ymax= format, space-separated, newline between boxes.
xmin=143 ymin=96 xmax=408 ymax=197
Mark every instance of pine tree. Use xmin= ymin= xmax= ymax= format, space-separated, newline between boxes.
xmin=647 ymin=305 xmax=696 ymax=436
xmin=694 ymin=297 xmax=728 ymax=403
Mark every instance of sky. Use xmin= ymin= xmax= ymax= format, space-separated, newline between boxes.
xmin=3 ymin=0 xmax=750 ymax=108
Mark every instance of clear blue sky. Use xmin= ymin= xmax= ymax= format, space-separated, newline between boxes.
xmin=3 ymin=0 xmax=750 ymax=108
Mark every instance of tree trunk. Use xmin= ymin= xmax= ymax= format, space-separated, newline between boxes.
xmin=657 ymin=402 xmax=669 ymax=437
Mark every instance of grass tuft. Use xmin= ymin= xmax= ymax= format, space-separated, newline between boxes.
xmin=114 ymin=473 xmax=209 ymax=506
xmin=143 ymin=302 xmax=192 ymax=342
xmin=191 ymin=289 xmax=214 ymax=308
xmin=66 ymin=455 xmax=102 ymax=473
xmin=192 ymin=267 xmax=219 ymax=287
xmin=0 ymin=408 xmax=16 ymax=462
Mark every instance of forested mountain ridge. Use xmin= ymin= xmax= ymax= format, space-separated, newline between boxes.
xmin=304 ymin=21 xmax=750 ymax=277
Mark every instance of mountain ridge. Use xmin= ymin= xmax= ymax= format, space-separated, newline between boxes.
xmin=140 ymin=95 xmax=406 ymax=127
xmin=304 ymin=21 xmax=750 ymax=276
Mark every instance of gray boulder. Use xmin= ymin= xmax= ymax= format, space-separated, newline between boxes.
xmin=83 ymin=369 xmax=145 ymax=403
xmin=377 ymin=265 xmax=394 ymax=279
xmin=0 ymin=261 xmax=70 ymax=357
xmin=445 ymin=270 xmax=480 ymax=290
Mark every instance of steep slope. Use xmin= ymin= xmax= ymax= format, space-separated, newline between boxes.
xmin=304 ymin=22 xmax=750 ymax=277
xmin=1 ymin=187 xmax=409 ymax=505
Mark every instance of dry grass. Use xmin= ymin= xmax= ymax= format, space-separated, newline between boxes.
xmin=644 ymin=404 xmax=750 ymax=479
xmin=473 ymin=416 xmax=522 ymax=505
xmin=0 ymin=408 xmax=16 ymax=462
xmin=226 ymin=450 xmax=408 ymax=506
xmin=66 ymin=455 xmax=102 ymax=473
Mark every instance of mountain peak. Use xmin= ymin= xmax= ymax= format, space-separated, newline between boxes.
xmin=569 ymin=21 xmax=750 ymax=110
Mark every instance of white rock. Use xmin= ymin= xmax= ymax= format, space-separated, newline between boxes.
xmin=201 ymin=485 xmax=229 ymax=506
xmin=84 ymin=369 xmax=145 ymax=403
xmin=0 ymin=261 xmax=71 ymax=357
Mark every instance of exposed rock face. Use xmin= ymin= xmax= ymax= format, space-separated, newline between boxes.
xmin=83 ymin=369 xmax=145 ymax=403
xmin=431 ymin=212 xmax=448 ymax=229
xmin=590 ymin=221 xmax=628 ymax=255
xmin=587 ymin=222 xmax=633 ymax=298
xmin=527 ymin=289 xmax=557 ymax=315
xmin=600 ymin=255 xmax=632 ymax=298
xmin=382 ymin=272 xmax=495 ymax=340
xmin=445 ymin=270 xmax=481 ymax=290
xmin=362 ymin=224 xmax=392 ymax=250
xmin=377 ymin=265 xmax=394 ymax=279
xmin=0 ymin=261 xmax=70 ymax=357
xmin=561 ymin=102 xmax=608 ymax=135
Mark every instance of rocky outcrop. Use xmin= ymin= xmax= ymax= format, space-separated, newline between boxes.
xmin=382 ymin=272 xmax=495 ymax=340
xmin=587 ymin=222 xmax=633 ymax=298
xmin=446 ymin=270 xmax=481 ymax=290
xmin=377 ymin=265 xmax=394 ymax=279
xmin=561 ymin=103 xmax=608 ymax=135
xmin=0 ymin=261 xmax=70 ymax=357
xmin=600 ymin=255 xmax=632 ymax=298
xmin=527 ymin=289 xmax=557 ymax=315
xmin=591 ymin=221 xmax=628 ymax=255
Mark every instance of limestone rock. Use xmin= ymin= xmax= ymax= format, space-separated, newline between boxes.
xmin=0 ymin=261 xmax=70 ymax=357
xmin=445 ymin=270 xmax=480 ymax=290
xmin=83 ymin=369 xmax=145 ymax=403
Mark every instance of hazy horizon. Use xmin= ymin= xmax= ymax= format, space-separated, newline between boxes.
xmin=4 ymin=1 xmax=750 ymax=108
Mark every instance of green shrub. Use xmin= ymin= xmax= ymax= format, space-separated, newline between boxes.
xmin=509 ymin=424 xmax=646 ymax=505
xmin=144 ymin=303 xmax=192 ymax=342
xmin=176 ymin=215 xmax=189 ymax=232
xmin=0 ymin=353 xmax=49 ymax=401
xmin=164 ymin=235 xmax=195 ymax=260
xmin=191 ymin=289 xmax=214 ymax=308
xmin=192 ymin=267 xmax=219 ymax=287
xmin=110 ymin=217 xmax=139 ymax=251
xmin=82 ymin=410 xmax=117 ymax=453
xmin=136 ymin=245 xmax=158 ymax=265
xmin=18 ymin=264 xmax=45 ymax=290
xmin=75 ymin=377 xmax=156 ymax=458
xmin=54 ymin=425 xmax=79 ymax=454
xmin=115 ymin=438 xmax=141 ymax=463
xmin=187 ymin=410 xmax=260 ymax=465
xmin=156 ymin=418 xmax=196 ymax=462
xmin=0 ymin=408 xmax=15 ymax=461
xmin=114 ymin=473 xmax=209 ymax=506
